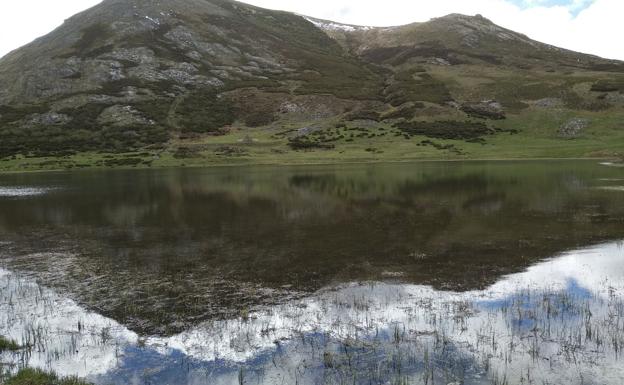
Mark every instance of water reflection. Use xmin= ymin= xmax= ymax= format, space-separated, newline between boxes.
xmin=0 ymin=187 xmax=54 ymax=197
xmin=1 ymin=242 xmax=623 ymax=384
xmin=1 ymin=161 xmax=624 ymax=384
xmin=0 ymin=265 xmax=137 ymax=377
xmin=1 ymin=161 xmax=624 ymax=336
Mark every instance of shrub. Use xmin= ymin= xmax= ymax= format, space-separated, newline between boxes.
xmin=590 ymin=80 xmax=624 ymax=92
xmin=176 ymin=90 xmax=236 ymax=133
xmin=394 ymin=120 xmax=493 ymax=140
xmin=381 ymin=104 xmax=423 ymax=120
xmin=244 ymin=111 xmax=275 ymax=127
xmin=288 ymin=137 xmax=335 ymax=150
xmin=345 ymin=110 xmax=381 ymax=122
xmin=384 ymin=70 xmax=452 ymax=106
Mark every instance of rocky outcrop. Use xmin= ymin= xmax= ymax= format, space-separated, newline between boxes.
xmin=534 ymin=98 xmax=564 ymax=109
xmin=461 ymin=100 xmax=506 ymax=120
xmin=559 ymin=118 xmax=589 ymax=138
xmin=24 ymin=112 xmax=72 ymax=127
xmin=97 ymin=105 xmax=154 ymax=127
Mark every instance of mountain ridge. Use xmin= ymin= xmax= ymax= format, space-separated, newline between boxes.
xmin=0 ymin=0 xmax=623 ymax=169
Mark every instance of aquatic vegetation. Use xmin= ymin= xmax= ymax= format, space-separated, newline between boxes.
xmin=0 ymin=162 xmax=623 ymax=384
xmin=1 ymin=161 xmax=624 ymax=337
xmin=3 ymin=368 xmax=92 ymax=385
xmin=0 ymin=336 xmax=20 ymax=352
xmin=1 ymin=242 xmax=623 ymax=384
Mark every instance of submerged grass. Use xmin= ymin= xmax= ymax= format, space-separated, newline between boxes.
xmin=0 ymin=335 xmax=20 ymax=352
xmin=3 ymin=368 xmax=92 ymax=385
xmin=1 ymin=222 xmax=624 ymax=383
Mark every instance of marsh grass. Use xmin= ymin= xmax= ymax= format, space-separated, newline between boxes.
xmin=0 ymin=335 xmax=20 ymax=352
xmin=2 ymin=250 xmax=624 ymax=384
xmin=3 ymin=368 xmax=92 ymax=385
xmin=240 ymin=283 xmax=624 ymax=385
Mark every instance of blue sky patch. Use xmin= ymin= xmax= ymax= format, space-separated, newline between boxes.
xmin=510 ymin=0 xmax=594 ymax=16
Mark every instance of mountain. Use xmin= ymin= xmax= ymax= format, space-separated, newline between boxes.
xmin=0 ymin=0 xmax=623 ymax=166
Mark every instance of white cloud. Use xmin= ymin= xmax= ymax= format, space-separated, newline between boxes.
xmin=0 ymin=0 xmax=101 ymax=59
xmin=0 ymin=0 xmax=622 ymax=60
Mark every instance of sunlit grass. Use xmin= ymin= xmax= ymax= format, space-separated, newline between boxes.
xmin=1 ymin=105 xmax=623 ymax=174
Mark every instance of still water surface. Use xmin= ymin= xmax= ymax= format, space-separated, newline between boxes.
xmin=1 ymin=161 xmax=624 ymax=384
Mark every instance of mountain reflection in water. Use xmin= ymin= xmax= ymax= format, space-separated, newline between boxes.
xmin=1 ymin=161 xmax=624 ymax=335
xmin=1 ymin=241 xmax=623 ymax=385
xmin=1 ymin=161 xmax=624 ymax=384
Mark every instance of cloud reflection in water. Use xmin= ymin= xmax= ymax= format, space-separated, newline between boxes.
xmin=1 ymin=241 xmax=623 ymax=384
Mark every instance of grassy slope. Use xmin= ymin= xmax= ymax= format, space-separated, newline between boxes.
xmin=0 ymin=5 xmax=623 ymax=172
xmin=2 ymin=65 xmax=622 ymax=174
xmin=4 ymin=52 xmax=622 ymax=172
xmin=2 ymin=104 xmax=622 ymax=173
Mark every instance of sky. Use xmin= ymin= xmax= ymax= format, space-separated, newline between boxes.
xmin=0 ymin=0 xmax=622 ymax=60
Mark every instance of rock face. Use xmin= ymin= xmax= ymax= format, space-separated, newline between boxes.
xmin=0 ymin=0 xmax=303 ymax=106
xmin=559 ymin=118 xmax=590 ymax=138
xmin=25 ymin=112 xmax=72 ymax=127
xmin=97 ymin=105 xmax=155 ymax=127
xmin=534 ymin=98 xmax=564 ymax=109
xmin=0 ymin=0 xmax=374 ymax=155
xmin=460 ymin=100 xmax=506 ymax=120
xmin=0 ymin=0 xmax=622 ymax=157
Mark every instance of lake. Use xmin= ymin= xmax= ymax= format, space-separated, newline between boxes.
xmin=1 ymin=160 xmax=624 ymax=384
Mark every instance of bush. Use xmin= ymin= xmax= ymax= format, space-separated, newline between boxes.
xmin=381 ymin=104 xmax=423 ymax=120
xmin=590 ymin=79 xmax=624 ymax=92
xmin=345 ymin=110 xmax=381 ymax=122
xmin=394 ymin=120 xmax=494 ymax=140
xmin=384 ymin=70 xmax=452 ymax=106
xmin=176 ymin=90 xmax=236 ymax=133
xmin=244 ymin=111 xmax=275 ymax=127
xmin=288 ymin=137 xmax=335 ymax=150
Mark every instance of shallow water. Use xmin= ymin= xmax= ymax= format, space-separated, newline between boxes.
xmin=1 ymin=161 xmax=624 ymax=384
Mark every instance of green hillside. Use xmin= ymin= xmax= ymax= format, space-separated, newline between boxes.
xmin=0 ymin=0 xmax=622 ymax=172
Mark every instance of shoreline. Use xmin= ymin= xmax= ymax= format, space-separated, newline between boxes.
xmin=0 ymin=155 xmax=619 ymax=175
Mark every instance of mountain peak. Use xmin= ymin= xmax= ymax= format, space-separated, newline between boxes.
xmin=0 ymin=0 xmax=622 ymax=160
xmin=434 ymin=13 xmax=492 ymax=22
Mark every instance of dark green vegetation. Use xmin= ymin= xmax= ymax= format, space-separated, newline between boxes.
xmin=3 ymin=369 xmax=91 ymax=385
xmin=591 ymin=79 xmax=624 ymax=92
xmin=175 ymin=90 xmax=236 ymax=134
xmin=1 ymin=161 xmax=623 ymax=335
xmin=0 ymin=0 xmax=623 ymax=168
xmin=395 ymin=120 xmax=495 ymax=140
xmin=0 ymin=335 xmax=20 ymax=352
xmin=0 ymin=338 xmax=83 ymax=385
xmin=384 ymin=69 xmax=451 ymax=106
xmin=288 ymin=136 xmax=335 ymax=150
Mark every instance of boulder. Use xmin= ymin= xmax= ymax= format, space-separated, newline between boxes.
xmin=558 ymin=118 xmax=589 ymax=138
xmin=461 ymin=100 xmax=505 ymax=120
xmin=534 ymin=98 xmax=563 ymax=109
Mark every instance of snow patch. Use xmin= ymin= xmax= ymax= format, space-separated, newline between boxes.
xmin=302 ymin=16 xmax=374 ymax=32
